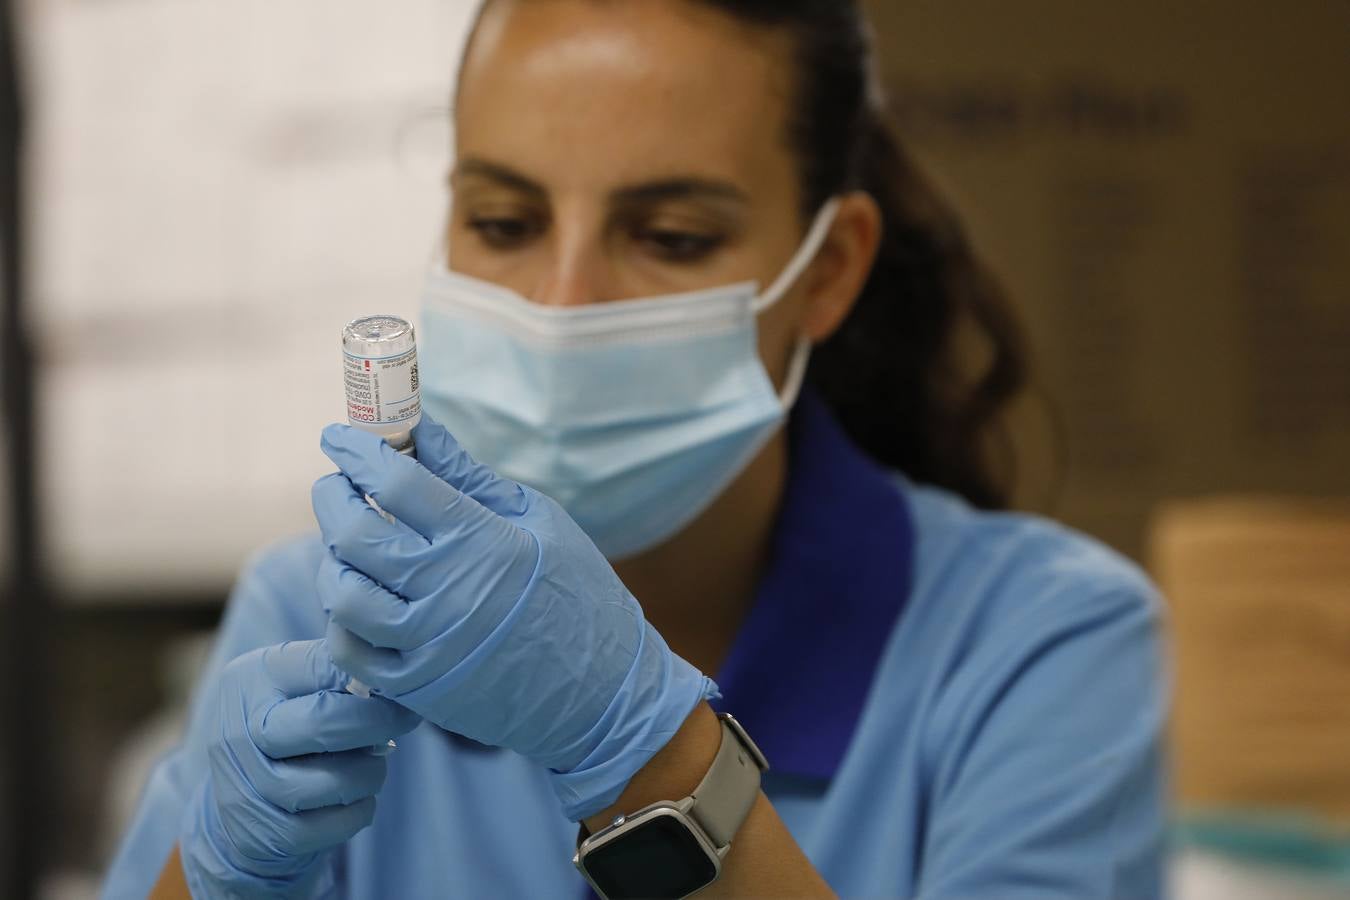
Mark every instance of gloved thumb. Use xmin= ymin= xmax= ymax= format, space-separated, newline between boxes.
xmin=260 ymin=639 xmax=350 ymax=698
xmin=412 ymin=413 xmax=529 ymax=517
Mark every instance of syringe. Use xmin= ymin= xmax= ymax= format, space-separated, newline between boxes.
xmin=340 ymin=315 xmax=422 ymax=699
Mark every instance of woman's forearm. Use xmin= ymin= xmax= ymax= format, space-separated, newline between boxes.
xmin=583 ymin=703 xmax=836 ymax=899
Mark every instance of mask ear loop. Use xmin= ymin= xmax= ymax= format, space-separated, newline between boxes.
xmin=778 ymin=336 xmax=812 ymax=409
xmin=752 ymin=197 xmax=843 ymax=314
xmin=753 ymin=197 xmax=843 ymax=409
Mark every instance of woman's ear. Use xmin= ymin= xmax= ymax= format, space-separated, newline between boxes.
xmin=801 ymin=191 xmax=883 ymax=343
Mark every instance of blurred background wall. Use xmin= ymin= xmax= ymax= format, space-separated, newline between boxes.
xmin=865 ymin=0 xmax=1350 ymax=557
xmin=2 ymin=0 xmax=1348 ymax=897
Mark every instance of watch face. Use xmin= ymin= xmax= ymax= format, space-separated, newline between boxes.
xmin=582 ymin=812 xmax=718 ymax=900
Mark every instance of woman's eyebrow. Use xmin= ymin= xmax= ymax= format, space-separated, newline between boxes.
xmin=452 ymin=159 xmax=748 ymax=207
xmin=611 ymin=178 xmax=749 ymax=206
xmin=452 ymin=158 xmax=547 ymax=197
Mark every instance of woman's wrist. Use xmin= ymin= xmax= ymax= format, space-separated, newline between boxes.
xmin=582 ymin=702 xmax=723 ymax=834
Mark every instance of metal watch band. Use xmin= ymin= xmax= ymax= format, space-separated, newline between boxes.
xmin=688 ymin=714 xmax=768 ymax=850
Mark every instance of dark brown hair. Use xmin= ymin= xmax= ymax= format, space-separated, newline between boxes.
xmin=700 ymin=0 xmax=1029 ymax=509
xmin=464 ymin=0 xmax=1031 ymax=509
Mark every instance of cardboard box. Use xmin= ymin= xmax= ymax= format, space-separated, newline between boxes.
xmin=1150 ymin=497 xmax=1350 ymax=819
xmin=865 ymin=1 xmax=1350 ymax=559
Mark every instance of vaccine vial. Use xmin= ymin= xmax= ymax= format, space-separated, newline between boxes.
xmin=342 ymin=315 xmax=422 ymax=454
xmin=340 ymin=315 xmax=421 ymax=702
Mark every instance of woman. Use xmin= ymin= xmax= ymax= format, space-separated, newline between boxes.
xmin=107 ymin=1 xmax=1167 ymax=897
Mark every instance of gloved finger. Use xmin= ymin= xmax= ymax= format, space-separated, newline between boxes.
xmin=255 ymin=639 xmax=348 ymax=698
xmin=412 ymin=413 xmax=530 ymax=517
xmin=285 ymin=796 xmax=378 ymax=856
xmin=220 ymin=791 xmax=379 ymax=861
xmin=321 ymin=422 xmax=499 ymax=541
xmin=318 ymin=551 xmax=428 ymax=651
xmin=251 ymin=748 xmax=391 ymax=814
xmin=319 ymin=551 xmax=534 ymax=701
xmin=253 ymin=685 xmax=420 ymax=758
xmin=325 ymin=620 xmax=425 ymax=697
xmin=311 ymin=471 xmax=434 ymax=587
xmin=313 ymin=467 xmax=526 ymax=601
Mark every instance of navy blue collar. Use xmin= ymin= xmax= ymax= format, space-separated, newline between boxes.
xmin=709 ymin=388 xmax=914 ymax=781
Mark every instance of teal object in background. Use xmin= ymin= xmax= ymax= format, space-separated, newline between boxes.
xmin=1178 ymin=812 xmax=1350 ymax=882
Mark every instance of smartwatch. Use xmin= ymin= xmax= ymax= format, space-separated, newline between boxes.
xmin=573 ymin=713 xmax=769 ymax=900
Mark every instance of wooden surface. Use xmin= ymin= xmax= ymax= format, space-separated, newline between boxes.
xmin=1151 ymin=497 xmax=1350 ymax=821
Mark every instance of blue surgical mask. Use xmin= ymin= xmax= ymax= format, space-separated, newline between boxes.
xmin=420 ymin=199 xmax=841 ymax=559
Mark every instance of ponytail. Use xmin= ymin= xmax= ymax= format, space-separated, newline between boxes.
xmin=808 ymin=113 xmax=1030 ymax=508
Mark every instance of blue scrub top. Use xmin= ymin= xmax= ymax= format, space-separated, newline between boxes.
xmin=104 ymin=390 xmax=1168 ymax=898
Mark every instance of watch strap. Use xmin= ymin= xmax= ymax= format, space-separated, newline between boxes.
xmin=687 ymin=715 xmax=767 ymax=849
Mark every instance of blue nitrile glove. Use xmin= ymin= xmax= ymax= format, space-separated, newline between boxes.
xmin=179 ymin=639 xmax=421 ymax=898
xmin=311 ymin=415 xmax=717 ymax=821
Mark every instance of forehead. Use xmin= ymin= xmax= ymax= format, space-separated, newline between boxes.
xmin=455 ymin=0 xmax=797 ymax=195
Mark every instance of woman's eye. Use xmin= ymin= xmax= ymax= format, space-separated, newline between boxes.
xmin=634 ymin=228 xmax=724 ymax=262
xmin=466 ymin=216 xmax=542 ymax=249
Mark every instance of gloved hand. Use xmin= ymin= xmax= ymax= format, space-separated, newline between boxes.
xmin=311 ymin=415 xmax=717 ymax=820
xmin=179 ymin=639 xmax=421 ymax=898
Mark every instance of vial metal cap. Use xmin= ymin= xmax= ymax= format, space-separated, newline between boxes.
xmin=343 ymin=315 xmax=416 ymax=358
xmin=343 ymin=315 xmax=414 ymax=344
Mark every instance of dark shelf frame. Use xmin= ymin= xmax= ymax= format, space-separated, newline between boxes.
xmin=0 ymin=0 xmax=44 ymax=896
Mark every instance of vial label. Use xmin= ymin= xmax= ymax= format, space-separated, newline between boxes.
xmin=344 ymin=346 xmax=421 ymax=426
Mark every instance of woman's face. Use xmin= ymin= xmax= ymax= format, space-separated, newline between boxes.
xmin=449 ymin=0 xmax=876 ymax=387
